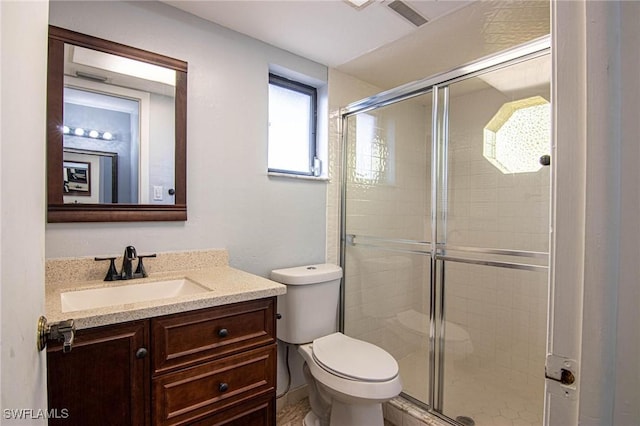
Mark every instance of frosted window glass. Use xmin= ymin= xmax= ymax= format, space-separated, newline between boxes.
xmin=268 ymin=84 xmax=312 ymax=174
xmin=355 ymin=113 xmax=375 ymax=180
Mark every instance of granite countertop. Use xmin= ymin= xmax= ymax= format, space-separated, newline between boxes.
xmin=45 ymin=250 xmax=286 ymax=329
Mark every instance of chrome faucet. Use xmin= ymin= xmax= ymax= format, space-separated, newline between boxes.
xmin=95 ymin=245 xmax=157 ymax=281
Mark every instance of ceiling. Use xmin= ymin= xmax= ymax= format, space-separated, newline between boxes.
xmin=164 ymin=0 xmax=550 ymax=90
xmin=164 ymin=0 xmax=470 ymax=68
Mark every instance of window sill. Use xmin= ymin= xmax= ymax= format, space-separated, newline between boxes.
xmin=267 ymin=172 xmax=330 ymax=182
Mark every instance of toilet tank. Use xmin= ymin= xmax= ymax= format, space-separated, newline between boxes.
xmin=270 ymin=264 xmax=343 ymax=344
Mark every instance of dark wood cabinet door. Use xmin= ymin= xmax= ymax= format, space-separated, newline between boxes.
xmin=47 ymin=320 xmax=149 ymax=426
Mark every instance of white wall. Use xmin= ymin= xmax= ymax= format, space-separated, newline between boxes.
xmin=546 ymin=1 xmax=640 ymax=424
xmin=565 ymin=1 xmax=640 ymax=424
xmin=613 ymin=3 xmax=640 ymax=422
xmin=46 ymin=1 xmax=328 ymax=277
xmin=1 ymin=1 xmax=49 ymax=423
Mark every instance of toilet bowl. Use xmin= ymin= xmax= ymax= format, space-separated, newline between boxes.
xmin=270 ymin=264 xmax=403 ymax=426
xmin=299 ymin=333 xmax=402 ymax=426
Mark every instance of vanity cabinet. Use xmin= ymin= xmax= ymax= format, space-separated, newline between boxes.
xmin=151 ymin=297 xmax=277 ymax=425
xmin=47 ymin=297 xmax=277 ymax=426
xmin=47 ymin=320 xmax=149 ymax=425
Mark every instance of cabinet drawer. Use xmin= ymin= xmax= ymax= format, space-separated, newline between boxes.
xmin=152 ymin=344 xmax=276 ymax=426
xmin=152 ymin=298 xmax=275 ymax=375
xmin=186 ymin=394 xmax=274 ymax=426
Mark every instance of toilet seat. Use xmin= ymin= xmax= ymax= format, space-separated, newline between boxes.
xmin=312 ymin=333 xmax=398 ymax=382
xmin=299 ymin=341 xmax=403 ymax=404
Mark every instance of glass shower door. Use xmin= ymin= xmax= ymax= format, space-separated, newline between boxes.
xmin=435 ymin=54 xmax=551 ymax=426
xmin=342 ymin=93 xmax=433 ymax=405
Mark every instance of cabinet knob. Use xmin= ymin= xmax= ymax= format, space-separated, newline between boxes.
xmin=136 ymin=347 xmax=148 ymax=359
xmin=218 ymin=328 xmax=229 ymax=337
xmin=218 ymin=382 xmax=229 ymax=392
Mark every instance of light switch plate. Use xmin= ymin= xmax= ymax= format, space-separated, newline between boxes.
xmin=153 ymin=186 xmax=163 ymax=201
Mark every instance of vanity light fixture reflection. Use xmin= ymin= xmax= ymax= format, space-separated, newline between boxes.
xmin=63 ymin=125 xmax=116 ymax=141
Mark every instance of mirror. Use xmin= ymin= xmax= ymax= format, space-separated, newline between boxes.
xmin=47 ymin=26 xmax=187 ymax=222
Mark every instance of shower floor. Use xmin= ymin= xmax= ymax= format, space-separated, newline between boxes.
xmin=398 ymin=351 xmax=544 ymax=426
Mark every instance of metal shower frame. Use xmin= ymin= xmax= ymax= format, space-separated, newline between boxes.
xmin=338 ymin=35 xmax=552 ymax=421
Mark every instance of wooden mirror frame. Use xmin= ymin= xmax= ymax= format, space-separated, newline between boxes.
xmin=47 ymin=26 xmax=187 ymax=222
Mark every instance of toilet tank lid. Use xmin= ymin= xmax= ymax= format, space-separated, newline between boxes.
xmin=270 ymin=264 xmax=342 ymax=285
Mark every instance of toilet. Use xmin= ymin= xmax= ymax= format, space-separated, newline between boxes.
xmin=271 ymin=264 xmax=402 ymax=426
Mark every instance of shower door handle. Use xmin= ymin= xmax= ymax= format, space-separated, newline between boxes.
xmin=540 ymin=155 xmax=551 ymax=166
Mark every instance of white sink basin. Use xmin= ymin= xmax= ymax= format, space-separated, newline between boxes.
xmin=60 ymin=278 xmax=209 ymax=313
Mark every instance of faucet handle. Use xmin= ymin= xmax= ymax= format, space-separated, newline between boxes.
xmin=95 ymin=256 xmax=119 ymax=281
xmin=135 ymin=254 xmax=157 ymax=277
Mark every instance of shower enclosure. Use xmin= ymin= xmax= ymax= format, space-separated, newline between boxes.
xmin=340 ymin=37 xmax=551 ymax=426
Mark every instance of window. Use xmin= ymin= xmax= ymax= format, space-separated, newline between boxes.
xmin=268 ymin=73 xmax=319 ymax=176
xmin=350 ymin=112 xmax=395 ymax=185
xmin=483 ymin=96 xmax=550 ymax=174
